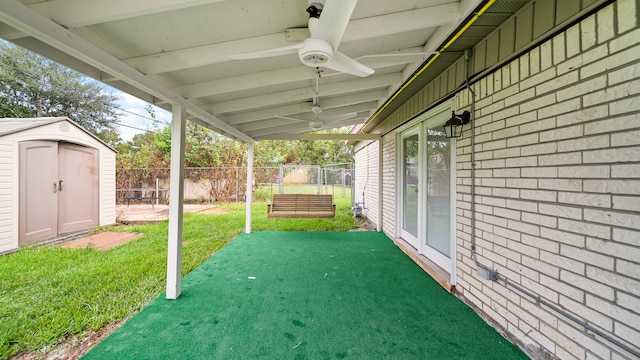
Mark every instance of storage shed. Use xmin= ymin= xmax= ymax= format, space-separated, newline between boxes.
xmin=0 ymin=117 xmax=116 ymax=254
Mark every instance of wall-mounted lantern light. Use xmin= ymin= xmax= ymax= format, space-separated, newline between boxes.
xmin=443 ymin=110 xmax=471 ymax=138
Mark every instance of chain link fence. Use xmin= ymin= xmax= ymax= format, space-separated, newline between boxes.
xmin=116 ymin=164 xmax=354 ymax=205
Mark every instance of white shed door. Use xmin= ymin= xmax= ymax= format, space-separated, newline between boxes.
xmin=57 ymin=143 xmax=99 ymax=234
xmin=19 ymin=141 xmax=58 ymax=245
xmin=19 ymin=141 xmax=99 ymax=245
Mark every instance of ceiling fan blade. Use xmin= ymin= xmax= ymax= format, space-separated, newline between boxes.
xmin=229 ymin=43 xmax=303 ymax=60
xmin=322 ymin=112 xmax=357 ymax=123
xmin=313 ymin=0 xmax=357 ymax=49
xmin=323 ymin=51 xmax=374 ymax=77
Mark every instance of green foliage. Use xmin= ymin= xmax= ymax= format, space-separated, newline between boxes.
xmin=0 ymin=201 xmax=359 ymax=359
xmin=254 ymin=127 xmax=354 ymax=166
xmin=184 ymin=123 xmax=245 ymax=167
xmin=117 ymin=132 xmax=169 ymax=170
xmin=0 ymin=42 xmax=121 ymax=146
xmin=118 ymin=123 xmax=355 ymax=170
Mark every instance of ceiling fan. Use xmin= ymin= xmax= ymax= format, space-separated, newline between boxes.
xmin=230 ymin=0 xmax=374 ymax=77
xmin=275 ymin=70 xmax=357 ymax=130
xmin=277 ymin=105 xmax=358 ymax=131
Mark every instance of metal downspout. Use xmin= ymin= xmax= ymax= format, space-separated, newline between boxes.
xmin=465 ymin=49 xmax=498 ymax=281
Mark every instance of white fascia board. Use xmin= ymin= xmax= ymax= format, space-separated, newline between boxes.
xmin=299 ymin=134 xmax=380 ymax=141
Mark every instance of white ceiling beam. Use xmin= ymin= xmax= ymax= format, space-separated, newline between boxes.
xmin=26 ymin=0 xmax=231 ymax=28
xmin=316 ymin=89 xmax=389 ymax=110
xmin=356 ymin=47 xmax=433 ymax=68
xmin=257 ymin=133 xmax=306 ymax=140
xmin=247 ymin=123 xmax=314 ymax=138
xmin=12 ymin=37 xmax=169 ymax=109
xmin=208 ymin=75 xmax=397 ymax=114
xmin=247 ymin=116 xmax=366 ymax=139
xmin=246 ymin=118 xmax=367 ymax=137
xmin=171 ymin=65 xmax=316 ymax=99
xmin=237 ymin=115 xmax=368 ymax=134
xmin=225 ymin=103 xmax=315 ymax=125
xmin=124 ymin=33 xmax=292 ymax=75
xmin=207 ymin=87 xmax=318 ymax=115
xmin=235 ymin=109 xmax=370 ymax=132
xmin=0 ymin=22 xmax=24 ymax=40
xmin=343 ymin=3 xmax=460 ymax=42
xmin=12 ymin=36 xmax=104 ymax=79
xmin=237 ymin=117 xmax=308 ymax=132
xmin=295 ymin=103 xmax=376 ymax=118
xmin=120 ymin=4 xmax=461 ymax=75
xmin=173 ymin=64 xmax=404 ymax=101
xmin=226 ymin=101 xmax=378 ymax=125
xmin=0 ymin=1 xmax=254 ymax=143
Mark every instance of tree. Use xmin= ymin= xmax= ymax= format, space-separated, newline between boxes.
xmin=115 ymin=121 xmax=356 ymax=202
xmin=288 ymin=127 xmax=354 ymax=165
xmin=0 ymin=42 xmax=121 ymax=146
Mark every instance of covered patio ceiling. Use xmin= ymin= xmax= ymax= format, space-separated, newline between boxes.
xmin=0 ymin=0 xmax=528 ymax=142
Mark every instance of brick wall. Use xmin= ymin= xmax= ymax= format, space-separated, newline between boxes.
xmin=454 ymin=2 xmax=640 ymax=359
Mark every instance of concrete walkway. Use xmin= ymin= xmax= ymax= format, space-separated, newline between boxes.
xmin=116 ymin=204 xmax=228 ymax=223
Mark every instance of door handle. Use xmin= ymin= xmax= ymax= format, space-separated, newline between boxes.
xmin=53 ymin=182 xmax=58 ymax=193
xmin=59 ymin=180 xmax=64 ymax=191
xmin=415 ymin=188 xmax=418 ymax=193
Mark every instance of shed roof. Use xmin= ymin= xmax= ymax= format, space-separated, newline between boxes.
xmin=0 ymin=117 xmax=69 ymax=136
xmin=0 ymin=117 xmax=116 ymax=152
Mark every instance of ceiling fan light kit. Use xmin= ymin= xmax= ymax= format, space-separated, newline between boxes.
xmin=299 ymin=38 xmax=333 ymax=66
xmin=309 ymin=121 xmax=324 ymax=130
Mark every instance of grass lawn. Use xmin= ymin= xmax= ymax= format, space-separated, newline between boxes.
xmin=0 ymin=198 xmax=359 ymax=359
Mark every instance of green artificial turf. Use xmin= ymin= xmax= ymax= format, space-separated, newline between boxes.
xmin=83 ymin=231 xmax=526 ymax=359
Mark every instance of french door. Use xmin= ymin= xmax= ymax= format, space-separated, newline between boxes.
xmin=422 ymin=127 xmax=453 ymax=272
xmin=400 ymin=129 xmax=420 ymax=248
xmin=397 ymin=105 xmax=456 ymax=278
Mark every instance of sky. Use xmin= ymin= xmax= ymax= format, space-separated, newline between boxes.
xmin=114 ymin=91 xmax=172 ymax=142
xmin=0 ymin=39 xmax=171 ymax=143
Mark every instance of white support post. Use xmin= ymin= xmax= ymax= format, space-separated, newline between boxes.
xmin=166 ymin=104 xmax=186 ymax=300
xmin=377 ymin=138 xmax=383 ymax=232
xmin=245 ymin=142 xmax=254 ymax=234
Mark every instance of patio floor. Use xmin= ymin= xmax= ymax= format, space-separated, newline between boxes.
xmin=82 ymin=231 xmax=526 ymax=359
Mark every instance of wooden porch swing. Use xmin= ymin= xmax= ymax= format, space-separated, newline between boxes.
xmin=266 ymin=194 xmax=336 ymax=218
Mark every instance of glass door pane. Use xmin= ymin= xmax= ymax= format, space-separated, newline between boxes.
xmin=402 ymin=133 xmax=419 ymax=245
xmin=425 ymin=128 xmax=451 ymax=258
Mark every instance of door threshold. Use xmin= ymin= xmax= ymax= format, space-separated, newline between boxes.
xmin=392 ymin=237 xmax=454 ymax=293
